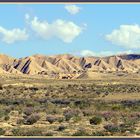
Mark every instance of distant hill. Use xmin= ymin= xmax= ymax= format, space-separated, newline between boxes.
xmin=119 ymin=54 xmax=140 ymax=60
xmin=0 ymin=53 xmax=139 ymax=79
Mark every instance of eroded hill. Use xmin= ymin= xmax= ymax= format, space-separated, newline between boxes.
xmin=0 ymin=54 xmax=140 ymax=79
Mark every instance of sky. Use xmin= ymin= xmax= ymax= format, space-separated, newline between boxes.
xmin=0 ymin=4 xmax=140 ymax=58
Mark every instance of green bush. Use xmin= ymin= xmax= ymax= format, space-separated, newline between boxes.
xmin=74 ymin=100 xmax=90 ymax=109
xmin=104 ymin=124 xmax=120 ymax=133
xmin=0 ymin=128 xmax=5 ymax=135
xmin=17 ymin=119 xmax=24 ymax=125
xmin=119 ymin=123 xmax=136 ymax=133
xmin=92 ymin=131 xmax=110 ymax=136
xmin=0 ymin=109 xmax=7 ymax=118
xmin=72 ymin=128 xmax=90 ymax=136
xmin=57 ymin=125 xmax=66 ymax=131
xmin=73 ymin=116 xmax=82 ymax=123
xmin=0 ymin=84 xmax=3 ymax=90
xmin=12 ymin=128 xmax=43 ymax=136
xmin=4 ymin=115 xmax=10 ymax=121
xmin=82 ymin=110 xmax=94 ymax=116
xmin=24 ymin=107 xmax=34 ymax=116
xmin=89 ymin=116 xmax=102 ymax=125
xmin=46 ymin=115 xmax=57 ymax=124
xmin=24 ymin=113 xmax=40 ymax=125
xmin=45 ymin=132 xmax=54 ymax=136
xmin=64 ymin=109 xmax=81 ymax=121
xmin=111 ymin=104 xmax=123 ymax=111
xmin=12 ymin=128 xmax=22 ymax=136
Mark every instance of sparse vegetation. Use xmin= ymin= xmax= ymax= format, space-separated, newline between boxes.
xmin=46 ymin=115 xmax=57 ymax=124
xmin=0 ymin=128 xmax=5 ymax=135
xmin=24 ymin=113 xmax=40 ymax=125
xmin=12 ymin=127 xmax=43 ymax=136
xmin=72 ymin=128 xmax=90 ymax=136
xmin=4 ymin=115 xmax=10 ymax=121
xmin=104 ymin=124 xmax=120 ymax=133
xmin=89 ymin=116 xmax=102 ymax=125
xmin=0 ymin=75 xmax=139 ymax=136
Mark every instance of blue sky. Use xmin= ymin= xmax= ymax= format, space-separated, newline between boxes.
xmin=0 ymin=4 xmax=140 ymax=58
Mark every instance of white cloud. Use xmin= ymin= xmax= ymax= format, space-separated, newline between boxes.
xmin=105 ymin=24 xmax=140 ymax=49
xmin=0 ymin=26 xmax=28 ymax=44
xmin=80 ymin=50 xmax=133 ymax=57
xmin=25 ymin=13 xmax=30 ymax=21
xmin=65 ymin=5 xmax=81 ymax=15
xmin=80 ymin=50 xmax=96 ymax=56
xmin=30 ymin=16 xmax=82 ymax=43
xmin=118 ymin=50 xmax=133 ymax=54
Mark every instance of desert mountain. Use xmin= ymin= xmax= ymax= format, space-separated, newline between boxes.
xmin=2 ymin=64 xmax=22 ymax=74
xmin=119 ymin=54 xmax=140 ymax=60
xmin=13 ymin=56 xmax=47 ymax=75
xmin=0 ymin=54 xmax=15 ymax=65
xmin=0 ymin=53 xmax=139 ymax=78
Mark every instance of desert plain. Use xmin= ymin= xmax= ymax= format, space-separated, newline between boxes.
xmin=0 ymin=53 xmax=139 ymax=136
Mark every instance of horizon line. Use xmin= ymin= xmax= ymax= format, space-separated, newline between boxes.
xmin=0 ymin=52 xmax=140 ymax=59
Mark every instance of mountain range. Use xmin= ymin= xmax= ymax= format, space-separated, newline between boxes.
xmin=0 ymin=53 xmax=140 ymax=79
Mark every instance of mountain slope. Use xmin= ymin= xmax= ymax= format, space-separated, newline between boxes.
xmin=13 ymin=57 xmax=47 ymax=75
xmin=0 ymin=53 xmax=139 ymax=77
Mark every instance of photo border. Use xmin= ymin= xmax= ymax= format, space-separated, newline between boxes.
xmin=0 ymin=1 xmax=139 ymax=140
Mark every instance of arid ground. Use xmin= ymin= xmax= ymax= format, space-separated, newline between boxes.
xmin=0 ymin=3 xmax=140 ymax=137
xmin=0 ymin=73 xmax=139 ymax=136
